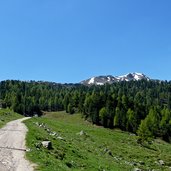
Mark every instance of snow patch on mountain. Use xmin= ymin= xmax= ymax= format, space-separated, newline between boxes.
xmin=88 ymin=77 xmax=95 ymax=84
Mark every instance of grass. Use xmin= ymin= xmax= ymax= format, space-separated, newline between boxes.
xmin=24 ymin=111 xmax=171 ymax=171
xmin=0 ymin=108 xmax=23 ymax=128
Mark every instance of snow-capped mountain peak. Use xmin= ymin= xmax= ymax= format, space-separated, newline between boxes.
xmin=81 ymin=73 xmax=150 ymax=86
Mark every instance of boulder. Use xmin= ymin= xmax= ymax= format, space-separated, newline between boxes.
xmin=41 ymin=141 xmax=52 ymax=149
xmin=159 ymin=160 xmax=164 ymax=166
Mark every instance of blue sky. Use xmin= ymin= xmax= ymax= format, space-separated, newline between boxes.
xmin=0 ymin=0 xmax=171 ymax=83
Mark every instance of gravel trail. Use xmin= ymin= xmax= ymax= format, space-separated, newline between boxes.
xmin=0 ymin=118 xmax=35 ymax=171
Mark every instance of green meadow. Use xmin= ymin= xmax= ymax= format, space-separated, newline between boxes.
xmin=24 ymin=111 xmax=171 ymax=171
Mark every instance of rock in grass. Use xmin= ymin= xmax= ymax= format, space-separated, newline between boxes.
xmin=34 ymin=122 xmax=39 ymax=126
xmin=57 ymin=136 xmax=64 ymax=140
xmin=49 ymin=131 xmax=57 ymax=136
xmin=155 ymin=160 xmax=165 ymax=166
xmin=139 ymin=161 xmax=145 ymax=165
xmin=133 ymin=168 xmax=141 ymax=171
xmin=66 ymin=161 xmax=74 ymax=168
xmin=76 ymin=130 xmax=90 ymax=140
xmin=41 ymin=141 xmax=52 ymax=150
xmin=77 ymin=130 xmax=86 ymax=136
xmin=35 ymin=143 xmax=41 ymax=149
xmin=159 ymin=160 xmax=164 ymax=166
xmin=103 ymin=148 xmax=113 ymax=156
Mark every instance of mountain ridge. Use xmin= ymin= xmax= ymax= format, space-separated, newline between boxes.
xmin=81 ymin=72 xmax=150 ymax=85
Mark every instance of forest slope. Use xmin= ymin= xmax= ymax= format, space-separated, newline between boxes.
xmin=1 ymin=80 xmax=171 ymax=142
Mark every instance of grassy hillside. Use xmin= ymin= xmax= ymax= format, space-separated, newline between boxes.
xmin=0 ymin=108 xmax=23 ymax=128
xmin=24 ymin=112 xmax=171 ymax=171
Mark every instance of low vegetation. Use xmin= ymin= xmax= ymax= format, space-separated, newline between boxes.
xmin=25 ymin=111 xmax=171 ymax=171
xmin=0 ymin=108 xmax=23 ymax=128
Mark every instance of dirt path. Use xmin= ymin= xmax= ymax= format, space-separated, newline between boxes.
xmin=0 ymin=118 xmax=35 ymax=171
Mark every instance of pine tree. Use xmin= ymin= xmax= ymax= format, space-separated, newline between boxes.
xmin=99 ymin=107 xmax=108 ymax=127
xmin=126 ymin=108 xmax=137 ymax=132
xmin=137 ymin=119 xmax=153 ymax=143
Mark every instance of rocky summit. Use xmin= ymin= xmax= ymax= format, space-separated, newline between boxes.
xmin=81 ymin=72 xmax=150 ymax=85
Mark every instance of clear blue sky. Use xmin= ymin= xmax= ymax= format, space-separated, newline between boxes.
xmin=0 ymin=0 xmax=171 ymax=83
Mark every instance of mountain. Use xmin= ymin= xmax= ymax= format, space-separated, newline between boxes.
xmin=80 ymin=72 xmax=150 ymax=85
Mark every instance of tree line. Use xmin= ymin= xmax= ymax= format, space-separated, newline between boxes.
xmin=0 ymin=79 xmax=171 ymax=142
